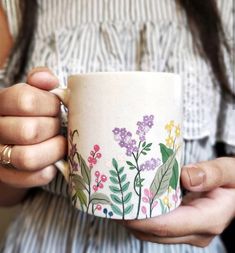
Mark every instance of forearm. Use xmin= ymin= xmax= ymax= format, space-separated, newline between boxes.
xmin=0 ymin=182 xmax=29 ymax=207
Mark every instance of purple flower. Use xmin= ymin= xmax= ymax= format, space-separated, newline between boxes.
xmin=71 ymin=160 xmax=79 ymax=171
xmin=136 ymin=115 xmax=154 ymax=142
xmin=70 ymin=143 xmax=77 ymax=158
xmin=140 ymin=158 xmax=160 ymax=171
xmin=112 ymin=127 xmax=138 ymax=156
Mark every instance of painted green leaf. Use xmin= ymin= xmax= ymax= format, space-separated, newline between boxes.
xmin=142 ymin=141 xmax=146 ymax=147
xmin=144 ymin=148 xmax=151 ymax=151
xmin=120 ymin=174 xmax=127 ymax=183
xmin=76 ymin=190 xmax=87 ymax=207
xmin=111 ymin=194 xmax=122 ymax=204
xmin=159 ymin=143 xmax=173 ymax=162
xmin=141 ymin=151 xmax=147 ymax=155
xmin=109 ymin=185 xmax=121 ymax=193
xmin=159 ymin=143 xmax=179 ymax=190
xmin=170 ymin=160 xmax=179 ymax=190
xmin=150 ymin=148 xmax=178 ymax=199
xmin=122 ymin=182 xmax=130 ymax=192
xmin=76 ymin=153 xmax=91 ymax=185
xmin=146 ymin=143 xmax=152 ymax=148
xmin=124 ymin=204 xmax=134 ymax=215
xmin=123 ymin=192 xmax=132 ymax=204
xmin=126 ymin=161 xmax=135 ymax=167
xmin=72 ymin=174 xmax=86 ymax=190
xmin=112 ymin=158 xmax=118 ymax=170
xmin=110 ymin=176 xmax=119 ymax=184
xmin=129 ymin=166 xmax=136 ymax=170
xmin=109 ymin=170 xmax=118 ymax=177
xmin=90 ymin=192 xmax=111 ymax=204
xmin=111 ymin=204 xmax=122 ymax=216
xmin=118 ymin=167 xmax=124 ymax=174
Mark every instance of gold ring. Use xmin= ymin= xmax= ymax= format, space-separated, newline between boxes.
xmin=0 ymin=145 xmax=13 ymax=166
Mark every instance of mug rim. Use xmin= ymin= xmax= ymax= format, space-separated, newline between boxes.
xmin=68 ymin=71 xmax=180 ymax=82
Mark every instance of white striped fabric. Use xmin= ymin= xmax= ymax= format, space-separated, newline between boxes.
xmin=0 ymin=0 xmax=234 ymax=252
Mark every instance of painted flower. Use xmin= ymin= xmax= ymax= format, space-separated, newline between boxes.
xmin=175 ymin=124 xmax=181 ymax=137
xmin=140 ymin=158 xmax=161 ymax=171
xmin=112 ymin=127 xmax=138 ymax=156
xmin=163 ymin=196 xmax=169 ymax=206
xmin=141 ymin=206 xmax=147 ymax=215
xmin=165 ymin=136 xmax=174 ymax=148
xmin=136 ymin=115 xmax=154 ymax=142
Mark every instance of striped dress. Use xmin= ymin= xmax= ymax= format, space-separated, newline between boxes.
xmin=0 ymin=0 xmax=234 ymax=252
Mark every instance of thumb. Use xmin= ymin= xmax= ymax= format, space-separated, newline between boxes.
xmin=181 ymin=157 xmax=235 ymax=192
xmin=26 ymin=67 xmax=59 ymax=91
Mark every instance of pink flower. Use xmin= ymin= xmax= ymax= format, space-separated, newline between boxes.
xmin=152 ymin=201 xmax=158 ymax=209
xmin=172 ymin=193 xmax=178 ymax=203
xmin=141 ymin=206 xmax=147 ymax=214
xmin=142 ymin=197 xmax=149 ymax=203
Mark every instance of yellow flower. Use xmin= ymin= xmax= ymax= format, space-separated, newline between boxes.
xmin=163 ymin=196 xmax=169 ymax=205
xmin=175 ymin=124 xmax=181 ymax=137
xmin=165 ymin=123 xmax=172 ymax=132
xmin=165 ymin=136 xmax=174 ymax=147
xmin=168 ymin=186 xmax=173 ymax=193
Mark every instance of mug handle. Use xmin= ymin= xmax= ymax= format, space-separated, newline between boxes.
xmin=50 ymin=88 xmax=70 ymax=182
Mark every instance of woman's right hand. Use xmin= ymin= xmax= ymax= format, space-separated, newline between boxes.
xmin=0 ymin=67 xmax=67 ymax=188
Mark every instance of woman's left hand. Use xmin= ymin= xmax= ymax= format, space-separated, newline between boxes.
xmin=119 ymin=157 xmax=235 ymax=247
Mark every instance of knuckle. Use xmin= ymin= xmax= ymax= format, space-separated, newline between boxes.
xmin=19 ymin=120 xmax=39 ymax=144
xmin=17 ymin=86 xmax=37 ymax=114
xmin=17 ymin=149 xmax=37 ymax=170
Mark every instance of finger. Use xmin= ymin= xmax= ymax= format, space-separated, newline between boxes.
xmin=0 ymin=164 xmax=57 ymax=188
xmin=181 ymin=157 xmax=235 ymax=192
xmin=0 ymin=116 xmax=60 ymax=145
xmin=118 ymin=205 xmax=206 ymax=237
xmin=9 ymin=135 xmax=67 ymax=171
xmin=130 ymin=229 xmax=214 ymax=248
xmin=27 ymin=67 xmax=59 ymax=90
xmin=0 ymin=83 xmax=60 ymax=116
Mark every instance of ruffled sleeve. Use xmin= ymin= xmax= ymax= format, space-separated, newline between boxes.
xmin=216 ymin=0 xmax=235 ymax=153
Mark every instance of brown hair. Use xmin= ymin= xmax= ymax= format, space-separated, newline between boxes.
xmin=5 ymin=0 xmax=234 ymax=98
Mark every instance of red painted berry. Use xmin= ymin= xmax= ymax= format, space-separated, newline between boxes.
xmin=94 ymin=144 xmax=100 ymax=152
xmin=95 ymin=171 xmax=100 ymax=177
xmin=88 ymin=156 xmax=93 ymax=163
xmin=99 ymin=183 xmax=104 ymax=189
xmin=93 ymin=185 xmax=98 ymax=191
xmin=92 ymin=158 xmax=97 ymax=164
xmin=96 ymin=205 xmax=102 ymax=211
xmin=101 ymin=175 xmax=107 ymax=182
xmin=96 ymin=153 xmax=102 ymax=158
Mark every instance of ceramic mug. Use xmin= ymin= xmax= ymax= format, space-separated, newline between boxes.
xmin=53 ymin=72 xmax=183 ymax=220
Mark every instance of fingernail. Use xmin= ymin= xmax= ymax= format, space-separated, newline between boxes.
xmin=185 ymin=166 xmax=206 ymax=187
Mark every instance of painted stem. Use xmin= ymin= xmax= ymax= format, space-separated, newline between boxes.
xmin=115 ymin=165 xmax=125 ymax=220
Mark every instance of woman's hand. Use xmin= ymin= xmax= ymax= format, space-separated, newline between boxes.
xmin=119 ymin=157 xmax=235 ymax=247
xmin=0 ymin=67 xmax=67 ymax=188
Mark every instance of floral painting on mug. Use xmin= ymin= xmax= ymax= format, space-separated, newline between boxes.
xmin=69 ymin=115 xmax=182 ymax=219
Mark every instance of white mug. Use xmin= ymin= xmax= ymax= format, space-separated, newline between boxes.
xmin=53 ymin=72 xmax=183 ymax=220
